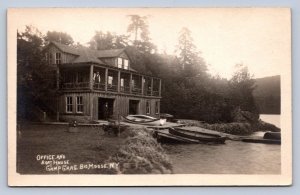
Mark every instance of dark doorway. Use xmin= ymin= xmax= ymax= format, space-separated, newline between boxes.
xmin=129 ymin=100 xmax=140 ymax=115
xmin=98 ymin=98 xmax=114 ymax=120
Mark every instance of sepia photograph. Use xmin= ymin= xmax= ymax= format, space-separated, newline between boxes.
xmin=7 ymin=8 xmax=292 ymax=186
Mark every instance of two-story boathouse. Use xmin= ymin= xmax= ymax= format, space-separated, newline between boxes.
xmin=44 ymin=41 xmax=162 ymax=122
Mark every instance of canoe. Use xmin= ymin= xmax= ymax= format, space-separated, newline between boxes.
xmin=121 ymin=115 xmax=166 ymax=126
xmin=242 ymin=138 xmax=281 ymax=145
xmin=154 ymin=130 xmax=199 ymax=144
xmin=169 ymin=128 xmax=226 ymax=144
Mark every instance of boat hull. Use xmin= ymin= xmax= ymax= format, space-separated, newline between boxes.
xmin=154 ymin=131 xmax=199 ymax=144
xmin=169 ymin=128 xmax=226 ymax=144
xmin=121 ymin=116 xmax=166 ymax=126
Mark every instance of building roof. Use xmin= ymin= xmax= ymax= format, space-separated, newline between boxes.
xmin=96 ymin=48 xmax=125 ymax=58
xmin=48 ymin=41 xmax=135 ymax=70
xmin=51 ymin=41 xmax=80 ymax=55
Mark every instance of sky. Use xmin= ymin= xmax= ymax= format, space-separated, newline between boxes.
xmin=13 ymin=8 xmax=291 ymax=79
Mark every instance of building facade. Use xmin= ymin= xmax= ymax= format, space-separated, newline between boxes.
xmin=43 ymin=41 xmax=162 ymax=122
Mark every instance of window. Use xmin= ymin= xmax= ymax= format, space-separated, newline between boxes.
xmin=146 ymin=101 xmax=151 ymax=114
xmin=155 ymin=101 xmax=160 ymax=114
xmin=46 ymin=53 xmax=53 ymax=65
xmin=66 ymin=96 xmax=73 ymax=113
xmin=120 ymin=78 xmax=124 ymax=87
xmin=117 ymin=58 xmax=122 ymax=68
xmin=124 ymin=59 xmax=129 ymax=69
xmin=108 ymin=76 xmax=113 ymax=86
xmin=56 ymin=52 xmax=61 ymax=64
xmin=76 ymin=96 xmax=83 ymax=113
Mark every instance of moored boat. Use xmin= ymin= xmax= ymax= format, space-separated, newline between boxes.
xmin=169 ymin=128 xmax=226 ymax=144
xmin=154 ymin=130 xmax=199 ymax=144
xmin=121 ymin=115 xmax=166 ymax=126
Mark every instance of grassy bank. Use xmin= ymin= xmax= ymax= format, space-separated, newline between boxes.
xmin=17 ymin=123 xmax=172 ymax=174
xmin=108 ymin=127 xmax=173 ymax=174
xmin=178 ymin=119 xmax=280 ymax=135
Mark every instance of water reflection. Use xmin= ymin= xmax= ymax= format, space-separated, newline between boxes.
xmin=163 ymin=141 xmax=281 ymax=174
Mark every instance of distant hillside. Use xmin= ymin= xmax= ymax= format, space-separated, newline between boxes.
xmin=253 ymin=75 xmax=280 ymax=114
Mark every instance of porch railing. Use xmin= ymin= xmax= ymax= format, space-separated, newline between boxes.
xmin=120 ymin=86 xmax=130 ymax=93
xmin=60 ymin=82 xmax=160 ymax=96
xmin=107 ymin=84 xmax=118 ymax=91
xmin=132 ymin=88 xmax=142 ymax=95
xmin=61 ymin=82 xmax=90 ymax=89
xmin=93 ymin=83 xmax=105 ymax=90
xmin=153 ymin=90 xmax=160 ymax=96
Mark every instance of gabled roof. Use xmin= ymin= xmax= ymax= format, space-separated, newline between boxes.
xmin=47 ymin=41 xmax=130 ymax=67
xmin=51 ymin=41 xmax=80 ymax=55
xmin=96 ymin=49 xmax=125 ymax=58
xmin=72 ymin=47 xmax=105 ymax=65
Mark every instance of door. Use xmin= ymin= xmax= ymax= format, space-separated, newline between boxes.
xmin=98 ymin=98 xmax=114 ymax=120
xmin=129 ymin=100 xmax=140 ymax=115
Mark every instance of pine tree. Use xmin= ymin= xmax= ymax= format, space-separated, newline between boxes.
xmin=176 ymin=27 xmax=206 ymax=77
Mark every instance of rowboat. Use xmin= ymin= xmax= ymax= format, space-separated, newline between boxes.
xmin=169 ymin=128 xmax=226 ymax=144
xmin=154 ymin=130 xmax=199 ymax=144
xmin=121 ymin=115 xmax=166 ymax=126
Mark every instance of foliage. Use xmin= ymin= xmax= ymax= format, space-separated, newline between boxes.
xmin=175 ymin=27 xmax=207 ymax=77
xmin=88 ymin=31 xmax=129 ymax=50
xmin=17 ymin=26 xmax=57 ymax=121
xmin=127 ymin=15 xmax=156 ymax=53
xmin=109 ymin=127 xmax=173 ymax=174
xmin=228 ymin=64 xmax=257 ymax=113
xmin=44 ymin=31 xmax=74 ymax=45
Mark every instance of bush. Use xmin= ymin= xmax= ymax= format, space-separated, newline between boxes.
xmin=107 ymin=127 xmax=173 ymax=174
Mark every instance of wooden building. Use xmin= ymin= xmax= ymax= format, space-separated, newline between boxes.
xmin=43 ymin=41 xmax=162 ymax=122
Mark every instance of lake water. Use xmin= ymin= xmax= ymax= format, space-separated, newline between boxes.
xmin=260 ymin=114 xmax=280 ymax=128
xmin=164 ymin=115 xmax=281 ymax=174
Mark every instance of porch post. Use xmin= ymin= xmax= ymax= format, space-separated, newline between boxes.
xmin=159 ymin=79 xmax=162 ymax=97
xmin=117 ymin=71 xmax=121 ymax=92
xmin=56 ymin=67 xmax=60 ymax=90
xmin=141 ymin=75 xmax=144 ymax=95
xmin=129 ymin=73 xmax=132 ymax=94
xmin=105 ymin=68 xmax=108 ymax=91
xmin=151 ymin=77 xmax=154 ymax=96
xmin=89 ymin=64 xmax=94 ymax=90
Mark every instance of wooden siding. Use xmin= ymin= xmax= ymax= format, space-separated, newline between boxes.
xmin=58 ymin=92 xmax=91 ymax=116
xmin=58 ymin=92 xmax=160 ymax=121
xmin=46 ymin=45 xmax=77 ymax=65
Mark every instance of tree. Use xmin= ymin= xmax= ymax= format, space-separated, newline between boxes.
xmin=175 ymin=27 xmax=207 ymax=77
xmin=127 ymin=15 xmax=156 ymax=53
xmin=229 ymin=64 xmax=257 ymax=113
xmin=17 ymin=26 xmax=57 ymax=121
xmin=44 ymin=31 xmax=74 ymax=45
xmin=88 ymin=31 xmax=129 ymax=50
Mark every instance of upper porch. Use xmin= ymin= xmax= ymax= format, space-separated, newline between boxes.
xmin=57 ymin=64 xmax=161 ymax=97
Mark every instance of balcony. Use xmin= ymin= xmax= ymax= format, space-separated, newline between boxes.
xmin=59 ymin=66 xmax=161 ymax=97
xmin=61 ymin=82 xmax=90 ymax=89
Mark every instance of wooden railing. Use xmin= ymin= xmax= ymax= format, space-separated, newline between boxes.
xmin=107 ymin=84 xmax=118 ymax=91
xmin=132 ymin=88 xmax=142 ymax=95
xmin=60 ymin=82 xmax=160 ymax=96
xmin=153 ymin=91 xmax=160 ymax=96
xmin=144 ymin=89 xmax=152 ymax=96
xmin=61 ymin=82 xmax=90 ymax=89
xmin=93 ymin=83 xmax=105 ymax=90
xmin=120 ymin=86 xmax=130 ymax=93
